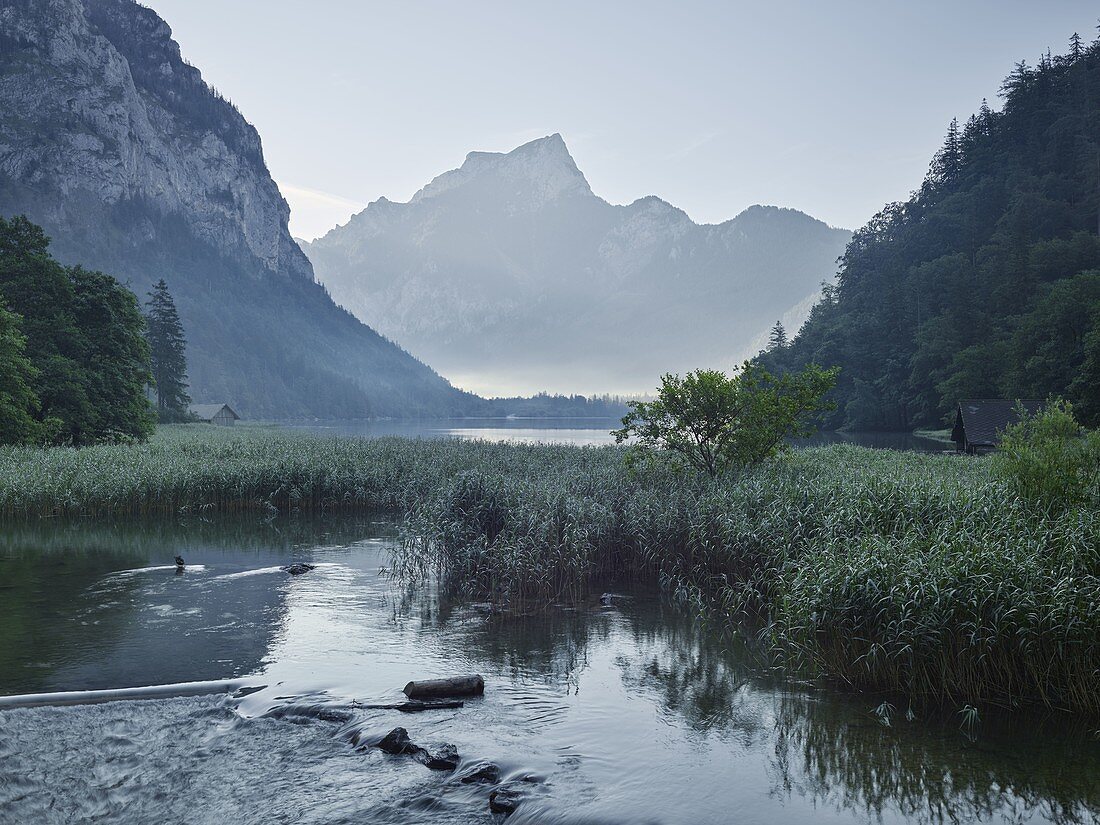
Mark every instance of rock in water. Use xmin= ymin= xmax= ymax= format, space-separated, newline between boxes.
xmin=457 ymin=761 xmax=501 ymax=785
xmin=489 ymin=787 xmax=524 ymax=814
xmin=403 ymin=675 xmax=484 ymax=699
xmin=416 ymin=743 xmax=460 ymax=771
xmin=375 ymin=727 xmax=417 ymax=756
xmin=175 ymin=556 xmax=185 ymax=569
xmin=281 ymin=563 xmax=316 ymax=576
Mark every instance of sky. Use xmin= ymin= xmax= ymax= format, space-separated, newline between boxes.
xmin=147 ymin=1 xmax=1098 ymax=241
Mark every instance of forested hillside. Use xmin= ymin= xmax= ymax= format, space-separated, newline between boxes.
xmin=763 ymin=33 xmax=1100 ymax=429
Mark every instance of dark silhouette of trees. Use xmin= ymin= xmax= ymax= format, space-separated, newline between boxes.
xmin=145 ymin=279 xmax=191 ymax=422
xmin=759 ymin=34 xmax=1100 ymax=429
xmin=768 ymin=321 xmax=789 ymax=351
xmin=0 ymin=302 xmax=41 ymax=444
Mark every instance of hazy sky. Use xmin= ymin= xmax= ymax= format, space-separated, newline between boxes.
xmin=148 ymin=1 xmax=1097 ymax=240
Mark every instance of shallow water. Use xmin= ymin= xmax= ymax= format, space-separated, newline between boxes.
xmin=278 ymin=418 xmax=949 ymax=451
xmin=1 ymin=516 xmax=1097 ymax=824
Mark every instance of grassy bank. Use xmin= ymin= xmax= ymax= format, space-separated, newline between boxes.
xmin=2 ymin=425 xmax=1098 ymax=714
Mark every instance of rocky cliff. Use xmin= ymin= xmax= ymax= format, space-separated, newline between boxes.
xmin=0 ymin=0 xmax=468 ymax=417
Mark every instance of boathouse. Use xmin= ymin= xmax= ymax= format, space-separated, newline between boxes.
xmin=951 ymin=399 xmax=1042 ymax=455
xmin=190 ymin=403 xmax=240 ymax=426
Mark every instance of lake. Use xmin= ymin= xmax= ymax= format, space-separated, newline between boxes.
xmin=1 ymin=516 xmax=1096 ymax=824
xmin=279 ymin=418 xmax=950 ymax=451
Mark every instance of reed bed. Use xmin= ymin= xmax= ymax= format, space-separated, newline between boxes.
xmin=3 ymin=426 xmax=1098 ymax=714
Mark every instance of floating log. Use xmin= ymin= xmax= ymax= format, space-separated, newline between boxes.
xmin=0 ymin=678 xmax=258 ymax=710
xmin=353 ymin=699 xmax=464 ymax=712
xmin=403 ymin=675 xmax=484 ymax=699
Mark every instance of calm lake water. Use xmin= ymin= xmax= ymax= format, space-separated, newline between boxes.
xmin=1 ymin=516 xmax=1096 ymax=824
xmin=280 ymin=418 xmax=949 ymax=451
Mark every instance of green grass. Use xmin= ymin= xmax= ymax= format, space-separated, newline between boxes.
xmin=2 ymin=424 xmax=1098 ymax=715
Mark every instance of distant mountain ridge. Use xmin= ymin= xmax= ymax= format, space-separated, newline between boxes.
xmin=0 ymin=0 xmax=469 ymax=418
xmin=305 ymin=134 xmax=851 ymax=395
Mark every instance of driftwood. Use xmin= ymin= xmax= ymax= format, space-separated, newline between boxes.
xmin=352 ymin=699 xmax=464 ymax=712
xmin=0 ymin=678 xmax=258 ymax=709
xmin=403 ymin=675 xmax=484 ymax=699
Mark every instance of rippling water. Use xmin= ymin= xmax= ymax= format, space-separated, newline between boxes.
xmin=1 ymin=517 xmax=1097 ymax=824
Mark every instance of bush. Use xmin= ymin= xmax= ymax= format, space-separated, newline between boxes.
xmin=993 ymin=399 xmax=1100 ymax=510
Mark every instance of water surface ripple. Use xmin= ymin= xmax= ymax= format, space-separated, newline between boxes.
xmin=0 ymin=516 xmax=1097 ymax=824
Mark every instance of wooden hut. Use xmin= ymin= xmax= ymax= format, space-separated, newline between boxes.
xmin=951 ymin=399 xmax=1041 ymax=454
xmin=190 ymin=403 xmax=240 ymax=426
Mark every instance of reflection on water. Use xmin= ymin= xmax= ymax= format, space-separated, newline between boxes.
xmin=0 ymin=516 xmax=1096 ymax=824
xmin=280 ymin=419 xmax=949 ymax=451
xmin=281 ymin=417 xmax=625 ymax=445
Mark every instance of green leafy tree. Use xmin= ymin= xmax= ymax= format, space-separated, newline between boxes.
xmin=0 ymin=215 xmax=154 ymax=443
xmin=993 ymin=399 xmax=1100 ymax=510
xmin=613 ymin=363 xmax=839 ymax=477
xmin=1072 ymin=311 xmax=1100 ymax=426
xmin=144 ymin=279 xmax=191 ymax=421
xmin=0 ymin=303 xmax=41 ymax=444
xmin=70 ymin=266 xmax=155 ymax=440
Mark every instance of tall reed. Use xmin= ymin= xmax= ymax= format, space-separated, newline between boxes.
xmin=4 ymin=426 xmax=1098 ymax=713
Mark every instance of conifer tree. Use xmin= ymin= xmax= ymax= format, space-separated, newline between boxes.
xmin=144 ymin=279 xmax=191 ymax=421
xmin=768 ymin=321 xmax=789 ymax=351
xmin=978 ymin=99 xmax=993 ymax=127
xmin=1070 ymin=32 xmax=1084 ymax=61
xmin=927 ymin=118 xmax=962 ymax=188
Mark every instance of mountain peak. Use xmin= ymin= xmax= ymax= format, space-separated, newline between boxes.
xmin=510 ymin=132 xmax=570 ymax=157
xmin=411 ymin=133 xmax=592 ymax=204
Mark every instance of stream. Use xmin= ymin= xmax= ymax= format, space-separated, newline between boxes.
xmin=1 ymin=516 xmax=1097 ymax=824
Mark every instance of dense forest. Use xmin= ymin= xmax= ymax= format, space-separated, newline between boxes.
xmin=761 ymin=33 xmax=1100 ymax=429
xmin=475 ymin=393 xmax=629 ymax=419
xmin=0 ymin=216 xmax=153 ymax=445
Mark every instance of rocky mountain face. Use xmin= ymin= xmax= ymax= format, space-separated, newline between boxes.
xmin=305 ymin=135 xmax=852 ymax=395
xmin=0 ymin=0 xmax=469 ymax=417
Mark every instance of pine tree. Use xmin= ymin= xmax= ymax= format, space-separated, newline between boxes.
xmin=1000 ymin=61 xmax=1033 ymax=100
xmin=927 ymin=118 xmax=962 ymax=188
xmin=978 ymin=98 xmax=993 ymax=127
xmin=767 ymin=321 xmax=788 ymax=351
xmin=144 ymin=279 xmax=190 ymax=422
xmin=1070 ymin=32 xmax=1084 ymax=61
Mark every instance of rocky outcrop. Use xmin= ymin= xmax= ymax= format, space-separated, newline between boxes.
xmin=0 ymin=0 xmax=468 ymax=417
xmin=0 ymin=0 xmax=307 ymax=280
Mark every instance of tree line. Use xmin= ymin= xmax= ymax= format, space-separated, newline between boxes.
xmin=760 ymin=31 xmax=1100 ymax=430
xmin=0 ymin=216 xmax=192 ymax=445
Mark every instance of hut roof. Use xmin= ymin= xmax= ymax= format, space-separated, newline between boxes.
xmin=190 ymin=403 xmax=240 ymax=421
xmin=952 ymin=399 xmax=1042 ymax=447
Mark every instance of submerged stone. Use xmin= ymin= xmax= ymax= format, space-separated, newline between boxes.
xmin=416 ymin=743 xmax=459 ymax=771
xmin=375 ymin=727 xmax=418 ymax=755
xmin=457 ymin=761 xmax=501 ymax=784
xmin=489 ymin=787 xmax=524 ymax=814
